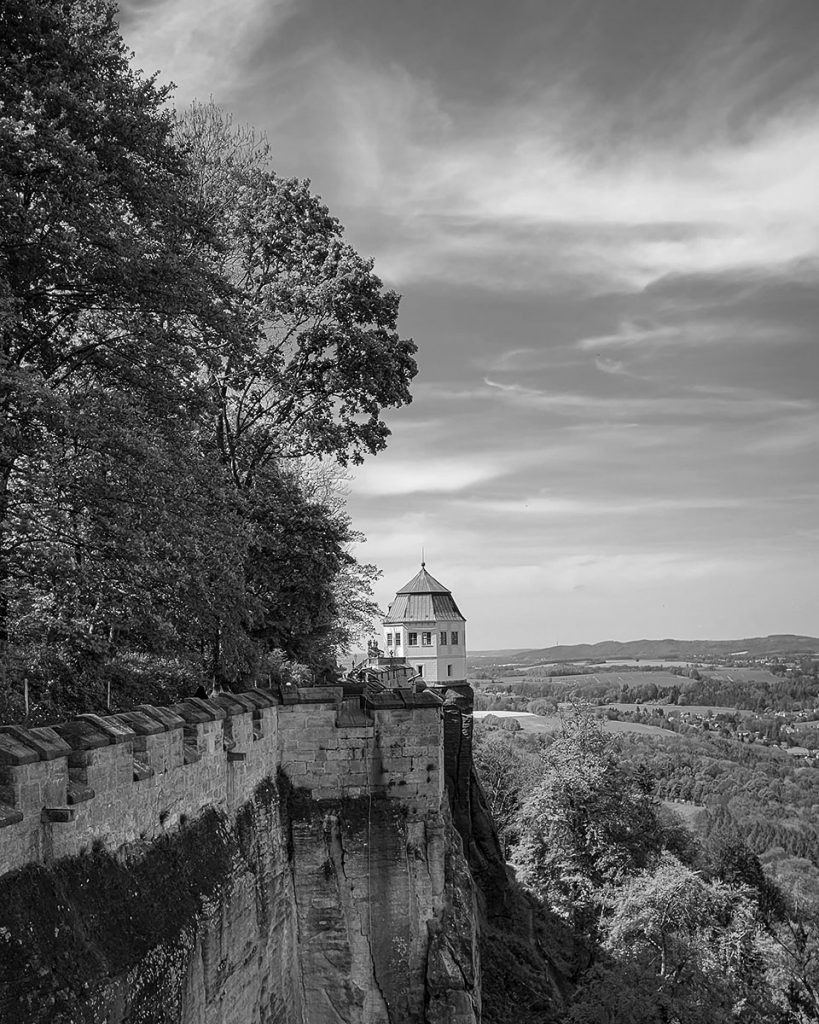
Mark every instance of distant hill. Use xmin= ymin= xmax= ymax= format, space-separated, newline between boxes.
xmin=469 ymin=635 xmax=819 ymax=665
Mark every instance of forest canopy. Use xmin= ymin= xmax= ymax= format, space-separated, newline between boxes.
xmin=0 ymin=0 xmax=417 ymax=721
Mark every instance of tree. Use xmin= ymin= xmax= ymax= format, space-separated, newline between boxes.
xmin=514 ymin=718 xmax=664 ymax=936
xmin=0 ymin=21 xmax=412 ymax=716
xmin=175 ymin=102 xmax=418 ymax=479
xmin=567 ymin=856 xmax=780 ymax=1024
xmin=0 ymin=0 xmax=234 ymax=660
xmin=763 ymin=857 xmax=819 ymax=1021
xmin=473 ymin=730 xmax=539 ymax=845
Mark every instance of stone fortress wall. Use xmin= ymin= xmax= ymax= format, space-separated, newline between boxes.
xmin=0 ymin=684 xmax=445 ymax=878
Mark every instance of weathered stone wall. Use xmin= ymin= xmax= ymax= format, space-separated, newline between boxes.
xmin=0 ymin=684 xmax=480 ymax=1023
xmin=0 ymin=686 xmax=443 ymax=876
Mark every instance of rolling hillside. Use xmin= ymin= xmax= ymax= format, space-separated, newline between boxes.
xmin=469 ymin=634 xmax=819 ymax=666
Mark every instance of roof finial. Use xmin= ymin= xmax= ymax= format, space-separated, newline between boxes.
xmin=421 ymin=545 xmax=425 ymax=568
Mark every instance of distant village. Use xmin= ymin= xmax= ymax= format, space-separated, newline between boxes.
xmin=472 ymin=652 xmax=819 ymax=763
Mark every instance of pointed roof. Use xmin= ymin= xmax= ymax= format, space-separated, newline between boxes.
xmin=385 ymin=563 xmax=465 ymax=624
xmin=397 ymin=564 xmax=451 ymax=596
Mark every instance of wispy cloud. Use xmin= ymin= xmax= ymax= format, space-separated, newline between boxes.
xmin=352 ymin=456 xmax=512 ymax=496
xmin=119 ymin=0 xmax=298 ymax=103
xmin=122 ymin=1 xmax=819 ymax=645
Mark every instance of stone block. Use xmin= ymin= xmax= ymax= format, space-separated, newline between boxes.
xmin=135 ymin=705 xmax=186 ymax=731
xmin=67 ymin=780 xmax=95 ymax=805
xmin=113 ymin=711 xmax=164 ymax=740
xmin=364 ymin=693 xmax=405 ymax=711
xmin=211 ymin=692 xmax=255 ymax=716
xmin=77 ymin=714 xmax=134 ymax=745
xmin=183 ymin=697 xmax=227 ymax=721
xmin=168 ymin=702 xmax=213 ymax=726
xmin=0 ymin=733 xmax=40 ymax=766
xmin=238 ymin=689 xmax=280 ymax=708
xmin=0 ymin=803 xmax=23 ymax=828
xmin=54 ymin=719 xmax=111 ymax=751
xmin=36 ymin=761 xmax=68 ymax=807
xmin=41 ymin=806 xmax=75 ymax=823
xmin=342 ymin=773 xmax=370 ymax=788
xmin=326 ymin=748 xmax=352 ymax=761
xmin=0 ymin=725 xmax=71 ymax=761
xmin=132 ymin=754 xmax=154 ymax=780
xmin=296 ymin=685 xmax=343 ymax=704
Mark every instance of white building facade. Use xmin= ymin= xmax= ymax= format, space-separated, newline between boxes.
xmin=382 ymin=564 xmax=467 ymax=684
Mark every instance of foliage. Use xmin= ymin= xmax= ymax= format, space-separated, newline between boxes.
xmin=473 ymin=726 xmax=539 ymax=846
xmin=176 ymin=101 xmax=418 ymax=475
xmin=0 ymin=12 xmax=408 ymax=717
xmin=514 ymin=718 xmax=664 ymax=936
xmin=488 ymin=716 xmax=819 ymax=1022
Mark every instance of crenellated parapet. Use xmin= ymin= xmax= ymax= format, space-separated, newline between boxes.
xmin=0 ymin=684 xmax=444 ymax=878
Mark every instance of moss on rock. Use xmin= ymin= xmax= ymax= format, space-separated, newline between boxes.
xmin=0 ymin=783 xmax=279 ymax=1024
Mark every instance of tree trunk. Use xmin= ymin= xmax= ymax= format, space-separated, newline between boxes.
xmin=0 ymin=453 xmax=15 ymax=663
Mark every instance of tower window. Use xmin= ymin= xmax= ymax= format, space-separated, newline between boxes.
xmin=394 ymin=634 xmax=401 ymax=648
xmin=422 ymin=631 xmax=432 ymax=646
xmin=386 ymin=632 xmax=393 ymax=646
xmin=417 ymin=664 xmax=424 ymax=676
xmin=447 ymin=664 xmax=453 ymax=677
xmin=450 ymin=631 xmax=459 ymax=645
xmin=408 ymin=632 xmax=418 ymax=646
xmin=440 ymin=631 xmax=447 ymax=645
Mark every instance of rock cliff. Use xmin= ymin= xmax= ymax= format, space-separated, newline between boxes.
xmin=0 ymin=686 xmax=481 ymax=1023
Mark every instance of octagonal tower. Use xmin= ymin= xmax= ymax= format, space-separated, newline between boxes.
xmin=382 ymin=563 xmax=466 ymax=683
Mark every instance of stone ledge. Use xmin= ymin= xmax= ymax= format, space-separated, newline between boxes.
xmin=0 ymin=725 xmax=70 ymax=761
xmin=0 ymin=803 xmax=24 ymax=828
xmin=114 ymin=711 xmax=165 ymax=737
xmin=67 ymin=781 xmax=95 ymax=805
xmin=294 ymin=685 xmax=343 ymax=705
xmin=77 ymin=713 xmax=135 ymax=745
xmin=241 ymin=689 xmax=281 ymax=710
xmin=135 ymin=705 xmax=186 ymax=731
xmin=184 ymin=697 xmax=227 ymax=721
xmin=53 ymin=719 xmax=112 ymax=751
xmin=0 ymin=732 xmax=40 ymax=766
xmin=41 ymin=806 xmax=75 ymax=823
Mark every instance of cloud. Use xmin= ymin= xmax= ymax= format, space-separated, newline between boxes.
xmin=120 ymin=1 xmax=819 ymax=646
xmin=594 ymin=357 xmax=625 ymax=375
xmin=119 ymin=2 xmax=819 ymax=297
xmin=119 ymin=0 xmax=298 ymax=103
xmin=579 ymin=322 xmax=679 ymax=351
xmin=330 ymin=82 xmax=819 ymax=292
xmin=352 ymin=456 xmax=510 ymax=496
xmin=476 ymin=378 xmax=815 ymax=423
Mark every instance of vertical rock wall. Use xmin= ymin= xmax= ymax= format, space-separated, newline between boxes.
xmin=286 ymin=792 xmax=479 ymax=1024
xmin=0 ymin=687 xmax=483 ymax=1023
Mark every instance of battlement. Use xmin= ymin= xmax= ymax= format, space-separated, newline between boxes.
xmin=0 ymin=685 xmax=444 ymax=877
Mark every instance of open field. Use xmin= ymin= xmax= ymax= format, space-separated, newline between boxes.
xmin=474 ymin=710 xmax=671 ymax=738
xmin=602 ymin=702 xmax=741 ymax=716
xmin=704 ymin=668 xmax=781 ymax=684
xmin=495 ymin=671 xmax=687 ymax=689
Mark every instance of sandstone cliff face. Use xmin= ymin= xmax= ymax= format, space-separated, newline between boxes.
xmin=287 ymin=791 xmax=479 ymax=1024
xmin=0 ymin=687 xmax=482 ymax=1023
xmin=0 ymin=775 xmax=479 ymax=1024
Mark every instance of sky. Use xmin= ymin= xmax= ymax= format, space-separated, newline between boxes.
xmin=120 ymin=0 xmax=819 ymax=649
